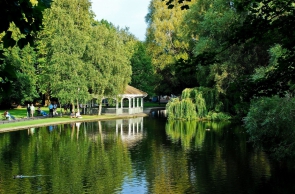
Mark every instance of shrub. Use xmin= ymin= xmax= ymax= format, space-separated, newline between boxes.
xmin=243 ymin=94 xmax=295 ymax=160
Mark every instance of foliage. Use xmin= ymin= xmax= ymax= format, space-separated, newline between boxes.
xmin=0 ymin=0 xmax=52 ymax=93
xmin=130 ymin=41 xmax=155 ymax=96
xmin=37 ymin=0 xmax=93 ymax=108
xmin=243 ymin=94 xmax=295 ymax=160
xmin=83 ymin=21 xmax=134 ymax=114
xmin=231 ymin=0 xmax=295 ymax=97
xmin=167 ymin=87 xmax=231 ymax=120
xmin=206 ymin=111 xmax=231 ymax=121
xmin=1 ymin=44 xmax=39 ymax=106
xmin=0 ymin=0 xmax=52 ymax=48
xmin=166 ymin=98 xmax=197 ymax=120
xmin=145 ymin=0 xmax=197 ymax=95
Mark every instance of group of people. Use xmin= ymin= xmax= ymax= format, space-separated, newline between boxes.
xmin=27 ymin=104 xmax=49 ymax=117
xmin=3 ymin=101 xmax=84 ymax=121
xmin=26 ymin=104 xmax=35 ymax=118
xmin=48 ymin=102 xmax=58 ymax=117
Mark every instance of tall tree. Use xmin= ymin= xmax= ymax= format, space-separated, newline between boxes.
xmin=37 ymin=0 xmax=92 ymax=108
xmin=83 ymin=21 xmax=133 ymax=114
xmin=0 ymin=0 xmax=52 ymax=97
xmin=145 ymin=0 xmax=197 ymax=95
xmin=130 ymin=41 xmax=155 ymax=96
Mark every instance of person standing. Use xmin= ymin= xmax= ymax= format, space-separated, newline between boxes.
xmin=53 ymin=101 xmax=58 ymax=116
xmin=27 ymin=104 xmax=31 ymax=118
xmin=30 ymin=104 xmax=35 ymax=117
xmin=49 ymin=103 xmax=53 ymax=117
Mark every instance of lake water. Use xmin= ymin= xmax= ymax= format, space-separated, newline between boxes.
xmin=0 ymin=116 xmax=295 ymax=194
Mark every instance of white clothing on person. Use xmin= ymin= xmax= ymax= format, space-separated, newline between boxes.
xmin=75 ymin=112 xmax=82 ymax=118
xmin=30 ymin=105 xmax=35 ymax=116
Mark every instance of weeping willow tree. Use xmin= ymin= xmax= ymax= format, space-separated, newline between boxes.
xmin=166 ymin=98 xmax=197 ymax=120
xmin=167 ymin=87 xmax=231 ymax=120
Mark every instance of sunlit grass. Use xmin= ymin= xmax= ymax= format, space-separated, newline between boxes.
xmin=1 ymin=107 xmax=51 ymax=118
xmin=0 ymin=104 xmax=159 ymax=130
xmin=0 ymin=114 xmax=116 ymax=129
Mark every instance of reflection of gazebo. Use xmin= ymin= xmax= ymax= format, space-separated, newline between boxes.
xmin=98 ymin=85 xmax=147 ymax=115
xmin=116 ymin=117 xmax=144 ymax=147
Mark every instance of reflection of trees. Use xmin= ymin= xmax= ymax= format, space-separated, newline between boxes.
xmin=0 ymin=119 xmax=278 ymax=193
xmin=186 ymin=124 xmax=272 ymax=193
xmin=164 ymin=120 xmax=272 ymax=193
xmin=0 ymin=122 xmax=132 ymax=193
xmin=166 ymin=120 xmax=205 ymax=149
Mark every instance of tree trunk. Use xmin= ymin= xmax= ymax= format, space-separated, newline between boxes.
xmin=77 ymin=99 xmax=80 ymax=114
xmin=43 ymin=92 xmax=51 ymax=106
xmin=98 ymin=103 xmax=102 ymax=115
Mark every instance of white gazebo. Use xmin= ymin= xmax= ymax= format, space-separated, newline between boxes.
xmin=115 ymin=85 xmax=148 ymax=115
xmin=89 ymin=85 xmax=147 ymax=115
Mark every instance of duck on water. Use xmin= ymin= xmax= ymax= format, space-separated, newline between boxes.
xmin=13 ymin=175 xmax=50 ymax=179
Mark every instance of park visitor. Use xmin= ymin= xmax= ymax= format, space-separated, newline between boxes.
xmin=30 ymin=104 xmax=35 ymax=117
xmin=27 ymin=104 xmax=30 ymax=118
xmin=49 ymin=103 xmax=53 ymax=117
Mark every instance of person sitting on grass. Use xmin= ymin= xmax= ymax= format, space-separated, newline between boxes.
xmin=37 ymin=107 xmax=48 ymax=116
xmin=3 ymin=111 xmax=15 ymax=120
xmin=75 ymin=112 xmax=82 ymax=118
xmin=37 ymin=107 xmax=41 ymax=115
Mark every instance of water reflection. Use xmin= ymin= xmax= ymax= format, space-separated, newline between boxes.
xmin=0 ymin=118 xmax=295 ymax=193
xmin=116 ymin=117 xmax=144 ymax=148
xmin=165 ymin=120 xmax=273 ymax=193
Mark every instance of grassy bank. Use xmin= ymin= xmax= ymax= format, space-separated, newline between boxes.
xmin=0 ymin=102 xmax=164 ymax=131
xmin=0 ymin=113 xmax=148 ymax=132
xmin=1 ymin=102 xmax=165 ymax=118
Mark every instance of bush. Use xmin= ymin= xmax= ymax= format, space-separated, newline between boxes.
xmin=206 ymin=111 xmax=231 ymax=121
xmin=243 ymin=94 xmax=295 ymax=160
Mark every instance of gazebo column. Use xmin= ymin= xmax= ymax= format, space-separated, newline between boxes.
xmin=116 ymin=98 xmax=119 ymax=115
xmin=128 ymin=98 xmax=131 ymax=114
xmin=136 ymin=98 xmax=139 ymax=113
xmin=132 ymin=98 xmax=135 ymax=114
xmin=141 ymin=98 xmax=144 ymax=112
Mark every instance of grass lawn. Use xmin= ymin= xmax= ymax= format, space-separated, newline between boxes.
xmin=1 ymin=102 xmax=165 ymax=119
xmin=0 ymin=103 xmax=164 ymax=131
xmin=0 ymin=115 xmax=116 ymax=130
xmin=1 ymin=107 xmax=56 ymax=119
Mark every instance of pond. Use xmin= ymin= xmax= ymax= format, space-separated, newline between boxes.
xmin=0 ymin=117 xmax=295 ymax=194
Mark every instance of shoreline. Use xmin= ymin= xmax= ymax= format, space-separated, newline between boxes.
xmin=0 ymin=113 xmax=150 ymax=133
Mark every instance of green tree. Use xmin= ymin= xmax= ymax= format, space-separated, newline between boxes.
xmin=37 ymin=0 xmax=93 ymax=109
xmin=145 ymin=0 xmax=197 ymax=95
xmin=83 ymin=21 xmax=133 ymax=114
xmin=1 ymin=45 xmax=39 ymax=107
xmin=130 ymin=41 xmax=155 ymax=96
xmin=0 ymin=0 xmax=52 ymax=93
xmin=231 ymin=0 xmax=295 ymax=97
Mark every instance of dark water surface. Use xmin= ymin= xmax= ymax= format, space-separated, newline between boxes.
xmin=0 ymin=117 xmax=295 ymax=194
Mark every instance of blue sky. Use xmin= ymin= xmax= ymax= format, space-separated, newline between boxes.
xmin=91 ymin=0 xmax=151 ymax=41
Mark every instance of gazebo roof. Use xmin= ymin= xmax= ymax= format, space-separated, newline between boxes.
xmin=93 ymin=85 xmax=148 ymax=99
xmin=123 ymin=85 xmax=148 ymax=97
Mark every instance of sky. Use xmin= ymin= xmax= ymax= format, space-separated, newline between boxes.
xmin=91 ymin=0 xmax=151 ymax=41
